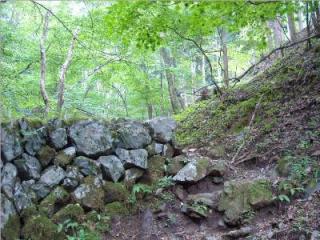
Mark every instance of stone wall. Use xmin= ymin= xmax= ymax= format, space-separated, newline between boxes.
xmin=0 ymin=117 xmax=178 ymax=239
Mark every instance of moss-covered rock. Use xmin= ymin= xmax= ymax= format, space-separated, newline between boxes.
xmin=103 ymin=201 xmax=129 ymax=218
xmin=2 ymin=214 xmax=21 ymax=240
xmin=141 ymin=155 xmax=166 ymax=184
xmin=72 ymin=176 xmax=105 ymax=210
xmin=36 ymin=145 xmax=56 ymax=167
xmin=218 ymin=179 xmax=273 ymax=226
xmin=39 ymin=186 xmax=70 ymax=217
xmin=166 ymin=155 xmax=186 ymax=176
xmin=20 ymin=204 xmax=38 ymax=222
xmin=52 ymin=204 xmax=84 ymax=224
xmin=103 ymin=181 xmax=130 ymax=203
xmin=54 ymin=147 xmax=76 ymax=167
xmin=22 ymin=214 xmax=65 ymax=240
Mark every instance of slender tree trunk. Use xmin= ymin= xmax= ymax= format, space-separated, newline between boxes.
xmin=306 ymin=2 xmax=312 ymax=49
xmin=220 ymin=29 xmax=229 ymax=88
xmin=297 ymin=9 xmax=304 ymax=31
xmin=40 ymin=11 xmax=50 ymax=116
xmin=57 ymin=27 xmax=80 ymax=115
xmin=287 ymin=12 xmax=297 ymax=42
xmin=160 ymin=47 xmax=181 ymax=114
xmin=270 ymin=19 xmax=283 ymax=48
xmin=147 ymin=105 xmax=153 ymax=119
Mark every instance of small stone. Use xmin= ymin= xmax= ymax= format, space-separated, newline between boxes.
xmin=98 ymin=155 xmax=125 ymax=182
xmin=166 ymin=155 xmax=186 ymax=176
xmin=13 ymin=182 xmax=36 ymax=213
xmin=14 ymin=153 xmax=42 ymax=180
xmin=146 ymin=142 xmax=163 ymax=156
xmin=24 ymin=126 xmax=47 ymax=156
xmin=162 ymin=144 xmax=174 ymax=157
xmin=49 ymin=128 xmax=67 ymax=149
xmin=1 ymin=193 xmax=18 ymax=230
xmin=124 ymin=168 xmax=144 ymax=185
xmin=30 ymin=182 xmax=51 ymax=200
xmin=54 ymin=147 xmax=76 ymax=167
xmin=116 ymin=148 xmax=148 ymax=169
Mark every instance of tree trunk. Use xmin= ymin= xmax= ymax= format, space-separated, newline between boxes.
xmin=39 ymin=11 xmax=50 ymax=116
xmin=57 ymin=27 xmax=80 ymax=114
xmin=297 ymin=8 xmax=304 ymax=31
xmin=287 ymin=12 xmax=297 ymax=42
xmin=160 ymin=47 xmax=181 ymax=114
xmin=269 ymin=19 xmax=283 ymax=48
xmin=220 ymin=29 xmax=229 ymax=88
xmin=147 ymin=104 xmax=153 ymax=119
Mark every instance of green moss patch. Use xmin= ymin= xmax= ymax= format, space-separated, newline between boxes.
xmin=52 ymin=204 xmax=84 ymax=224
xmin=2 ymin=214 xmax=21 ymax=240
xmin=103 ymin=182 xmax=130 ymax=203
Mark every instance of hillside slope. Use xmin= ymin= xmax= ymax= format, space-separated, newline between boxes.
xmin=105 ymin=41 xmax=320 ymax=239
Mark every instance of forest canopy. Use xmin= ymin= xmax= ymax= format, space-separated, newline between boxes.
xmin=0 ymin=0 xmax=318 ymax=120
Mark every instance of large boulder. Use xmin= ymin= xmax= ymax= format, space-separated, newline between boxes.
xmin=73 ymin=156 xmax=100 ymax=176
xmin=146 ymin=117 xmax=176 ymax=143
xmin=49 ymin=128 xmax=68 ymax=149
xmin=36 ymin=145 xmax=56 ymax=167
xmin=54 ymin=147 xmax=76 ymax=167
xmin=173 ymin=157 xmax=226 ymax=183
xmin=39 ymin=165 xmax=66 ymax=188
xmin=72 ymin=176 xmax=105 ymax=210
xmin=69 ymin=120 xmax=113 ymax=157
xmin=116 ymin=121 xmax=151 ymax=149
xmin=218 ymin=179 xmax=273 ymax=226
xmin=98 ymin=155 xmax=124 ymax=182
xmin=1 ymin=194 xmax=20 ymax=240
xmin=116 ymin=148 xmax=148 ymax=169
xmin=14 ymin=153 xmax=42 ymax=180
xmin=1 ymin=127 xmax=23 ymax=162
xmin=1 ymin=162 xmax=18 ymax=198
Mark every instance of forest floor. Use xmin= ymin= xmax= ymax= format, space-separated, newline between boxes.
xmin=104 ymin=40 xmax=320 ymax=240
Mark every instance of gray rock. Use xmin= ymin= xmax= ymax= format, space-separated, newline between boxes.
xmin=1 ymin=193 xmax=17 ymax=230
xmin=73 ymin=156 xmax=100 ymax=176
xmin=124 ymin=168 xmax=144 ymax=185
xmin=173 ymin=157 xmax=226 ymax=183
xmin=116 ymin=148 xmax=148 ymax=169
xmin=54 ymin=146 xmax=76 ymax=167
xmin=162 ymin=144 xmax=174 ymax=157
xmin=1 ymin=163 xmax=18 ymax=198
xmin=39 ymin=165 xmax=66 ymax=188
xmin=223 ymin=226 xmax=253 ymax=238
xmin=117 ymin=121 xmax=151 ymax=149
xmin=166 ymin=155 xmax=186 ymax=176
xmin=14 ymin=153 xmax=42 ymax=180
xmin=13 ymin=181 xmax=36 ymax=213
xmin=1 ymin=127 xmax=23 ymax=161
xmin=98 ymin=155 xmax=124 ymax=182
xmin=187 ymin=192 xmax=221 ymax=209
xmin=69 ymin=120 xmax=113 ymax=157
xmin=24 ymin=127 xmax=47 ymax=156
xmin=36 ymin=145 xmax=56 ymax=167
xmin=146 ymin=142 xmax=163 ymax=156
xmin=146 ymin=117 xmax=176 ymax=143
xmin=49 ymin=128 xmax=67 ymax=149
xmin=311 ymin=230 xmax=320 ymax=240
xmin=30 ymin=182 xmax=51 ymax=200
xmin=62 ymin=166 xmax=83 ymax=190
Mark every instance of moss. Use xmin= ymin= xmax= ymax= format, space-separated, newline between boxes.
xmin=20 ymin=204 xmax=38 ymax=221
xmin=195 ymin=157 xmax=210 ymax=177
xmin=218 ymin=179 xmax=273 ymax=226
xmin=276 ymin=156 xmax=292 ymax=177
xmin=52 ymin=204 xmax=84 ymax=224
xmin=103 ymin=182 xmax=130 ymax=203
xmin=22 ymin=214 xmax=65 ymax=240
xmin=103 ymin=202 xmax=129 ymax=218
xmin=85 ymin=210 xmax=111 ymax=234
xmin=166 ymin=156 xmax=186 ymax=176
xmin=37 ymin=145 xmax=56 ymax=167
xmin=248 ymin=179 xmax=273 ymax=208
xmin=2 ymin=214 xmax=21 ymax=240
xmin=54 ymin=150 xmax=73 ymax=167
xmin=140 ymin=155 xmax=166 ymax=184
xmin=39 ymin=186 xmax=70 ymax=217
